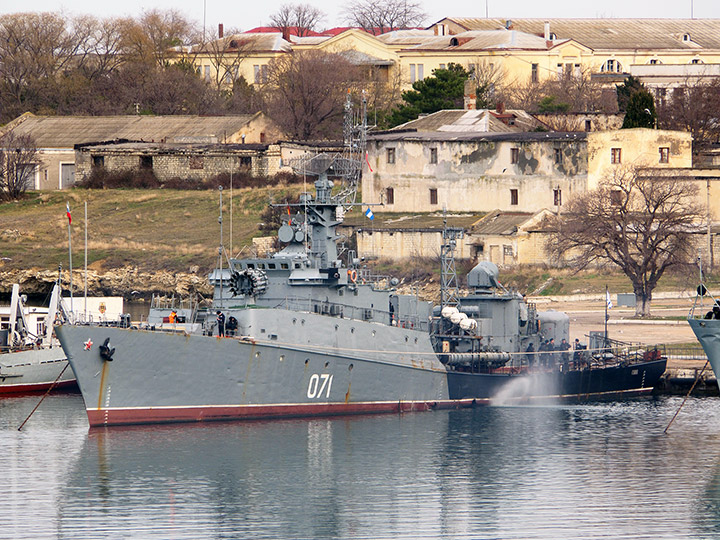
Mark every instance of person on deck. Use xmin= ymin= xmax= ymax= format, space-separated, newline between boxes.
xmin=216 ymin=311 xmax=225 ymax=337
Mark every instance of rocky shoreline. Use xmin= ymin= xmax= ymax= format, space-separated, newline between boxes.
xmin=0 ymin=267 xmax=212 ymax=299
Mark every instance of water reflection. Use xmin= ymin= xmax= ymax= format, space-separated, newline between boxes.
xmin=5 ymin=395 xmax=720 ymax=539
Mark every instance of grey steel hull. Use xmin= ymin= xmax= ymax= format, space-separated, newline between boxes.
xmin=0 ymin=347 xmax=76 ymax=394
xmin=688 ymin=318 xmax=720 ymax=388
xmin=56 ymin=316 xmax=454 ymax=427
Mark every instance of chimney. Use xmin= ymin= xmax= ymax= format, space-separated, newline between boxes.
xmin=544 ymin=21 xmax=550 ymax=40
xmin=505 ymin=19 xmax=513 ymax=30
xmin=496 ymin=101 xmax=505 ymax=114
xmin=218 ymin=23 xmax=224 ymax=38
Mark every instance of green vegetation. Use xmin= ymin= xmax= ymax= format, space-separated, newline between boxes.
xmin=385 ymin=63 xmax=470 ymax=128
xmin=0 ymin=187 xmax=305 ymax=275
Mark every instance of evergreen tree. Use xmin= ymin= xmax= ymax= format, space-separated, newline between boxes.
xmin=622 ymin=89 xmax=656 ymax=129
xmin=385 ymin=63 xmax=469 ymax=127
xmin=616 ymin=75 xmax=644 ymax=112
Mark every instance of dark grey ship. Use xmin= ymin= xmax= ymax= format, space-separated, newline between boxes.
xmin=55 ymin=100 xmax=666 ymax=427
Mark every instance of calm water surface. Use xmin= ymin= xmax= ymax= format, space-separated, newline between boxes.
xmin=2 ymin=393 xmax=720 ymax=539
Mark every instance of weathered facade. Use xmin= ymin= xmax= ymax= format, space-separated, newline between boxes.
xmin=586 ymin=128 xmax=693 ymax=189
xmin=362 ymin=128 xmax=694 ymax=213
xmin=1 ymin=112 xmax=283 ymax=190
xmin=363 ymin=131 xmax=589 ymax=213
xmin=75 ymin=142 xmax=282 ymax=183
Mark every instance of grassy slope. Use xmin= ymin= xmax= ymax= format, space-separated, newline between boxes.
xmin=0 ymin=187 xmax=305 ymax=275
xmin=1 ymin=190 xmax=716 ymax=296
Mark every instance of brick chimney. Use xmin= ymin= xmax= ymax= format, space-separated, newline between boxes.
xmin=218 ymin=23 xmax=224 ymax=38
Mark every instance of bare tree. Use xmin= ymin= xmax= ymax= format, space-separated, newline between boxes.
xmin=0 ymin=132 xmax=39 ymax=201
xmin=260 ymin=50 xmax=361 ymax=139
xmin=545 ymin=167 xmax=703 ymax=316
xmin=342 ymin=0 xmax=425 ymax=34
xmin=269 ymin=4 xmax=325 ymax=37
xmin=193 ymin=31 xmax=262 ymax=92
xmin=657 ymin=79 xmax=720 ymax=152
xmin=119 ymin=9 xmax=198 ymax=67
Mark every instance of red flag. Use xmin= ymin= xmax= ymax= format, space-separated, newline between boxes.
xmin=66 ymin=202 xmax=72 ymax=225
xmin=365 ymin=151 xmax=373 ymax=173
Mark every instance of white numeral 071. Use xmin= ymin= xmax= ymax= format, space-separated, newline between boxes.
xmin=307 ymin=373 xmax=333 ymax=399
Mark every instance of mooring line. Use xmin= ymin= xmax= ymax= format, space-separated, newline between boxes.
xmin=664 ymin=360 xmax=709 ymax=434
xmin=17 ymin=362 xmax=70 ymax=431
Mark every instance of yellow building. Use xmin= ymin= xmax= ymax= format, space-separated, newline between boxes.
xmin=187 ymin=18 xmax=720 ymax=94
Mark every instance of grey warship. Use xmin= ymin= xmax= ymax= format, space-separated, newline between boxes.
xmin=55 ymin=102 xmax=666 ymax=427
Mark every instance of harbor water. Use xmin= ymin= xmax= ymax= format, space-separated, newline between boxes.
xmin=3 ymin=393 xmax=720 ymax=539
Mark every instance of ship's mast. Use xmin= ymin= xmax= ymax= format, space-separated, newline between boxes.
xmin=284 ymin=92 xmax=369 ymax=269
xmin=440 ymin=214 xmax=464 ymax=311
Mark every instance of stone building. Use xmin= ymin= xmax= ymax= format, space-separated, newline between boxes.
xmin=362 ymin=128 xmax=693 ymax=213
xmin=74 ymin=141 xmax=281 ymax=184
xmin=1 ymin=112 xmax=282 ymax=190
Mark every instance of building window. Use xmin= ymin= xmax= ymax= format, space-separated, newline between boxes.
xmin=386 ymin=148 xmax=395 ymax=164
xmin=553 ymin=188 xmax=562 ymax=206
xmin=430 ymin=148 xmax=437 ymax=164
xmin=385 ymin=187 xmax=394 ymax=205
xmin=554 ymin=148 xmax=562 ymax=164
xmin=659 ymin=147 xmax=670 ymax=163
xmin=683 ymin=33 xmax=691 ymax=42
xmin=240 ymin=156 xmax=252 ymax=167
xmin=585 ymin=119 xmax=592 ymax=131
xmin=601 ymin=59 xmax=623 ymax=73
xmin=260 ymin=132 xmax=266 ymax=143
xmin=510 ymin=189 xmax=518 ymax=206
xmin=261 ymin=65 xmax=268 ymax=83
xmin=610 ymin=190 xmax=623 ymax=205
xmin=691 ymin=58 xmax=703 ymax=64
xmin=417 ymin=64 xmax=424 ymax=79
xmin=140 ymin=155 xmax=153 ymax=169
xmin=531 ymin=63 xmax=538 ymax=83
xmin=203 ymin=65 xmax=210 ymax=81
xmin=611 ymin=148 xmax=622 ymax=164
xmin=439 ymin=63 xmax=446 ymax=70
xmin=92 ymin=155 xmax=104 ymax=168
xmin=429 ymin=188 xmax=438 ymax=205
xmin=511 ymin=147 xmax=519 ymax=164
xmin=410 ymin=64 xmax=416 ymax=82
xmin=556 ymin=63 xmax=563 ymax=79
xmin=649 ymin=58 xmax=661 ymax=65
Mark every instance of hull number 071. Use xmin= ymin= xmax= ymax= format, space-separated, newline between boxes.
xmin=307 ymin=373 xmax=333 ymax=399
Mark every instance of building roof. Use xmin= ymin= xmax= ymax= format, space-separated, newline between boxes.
xmin=369 ymin=130 xmax=588 ymax=143
xmin=193 ymin=33 xmax=291 ymax=53
xmin=434 ymin=18 xmax=720 ymax=51
xmin=407 ymin=29 xmax=560 ymax=51
xmin=469 ymin=210 xmax=537 ymax=236
xmin=390 ymin=109 xmax=544 ymax=133
xmin=4 ymin=113 xmax=264 ymax=148
xmin=76 ymin=141 xmax=270 ymax=154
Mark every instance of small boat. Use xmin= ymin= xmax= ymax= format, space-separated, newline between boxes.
xmin=1 ymin=283 xmax=76 ymax=394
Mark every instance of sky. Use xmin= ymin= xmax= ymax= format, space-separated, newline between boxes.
xmin=2 ymin=0 xmax=719 ymax=33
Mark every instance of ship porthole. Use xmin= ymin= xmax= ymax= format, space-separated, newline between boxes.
xmin=334 ymin=325 xmax=339 ymax=331
xmin=292 ymin=318 xmax=297 ymax=325
xmin=301 ymin=319 xmax=305 ymax=326
xmin=305 ymin=359 xmax=309 ymax=365
xmin=372 ymin=330 xmax=376 ymax=337
xmin=350 ymin=328 xmax=355 ymax=333
xmin=279 ymin=355 xmax=285 ymax=362
xmin=405 ymin=336 xmax=409 ymax=342
xmin=255 ymin=352 xmax=261 ymax=358
xmin=348 ymin=364 xmax=353 ymax=371
xmin=324 ymin=361 xmax=330 ymax=368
